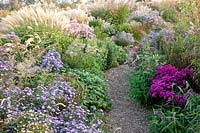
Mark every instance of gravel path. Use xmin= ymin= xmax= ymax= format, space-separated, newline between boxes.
xmin=105 ymin=65 xmax=149 ymax=133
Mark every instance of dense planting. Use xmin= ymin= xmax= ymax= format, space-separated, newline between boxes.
xmin=129 ymin=0 xmax=200 ymax=132
xmin=1 ymin=0 xmax=200 ymax=132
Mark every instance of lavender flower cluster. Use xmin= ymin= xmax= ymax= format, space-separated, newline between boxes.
xmin=41 ymin=50 xmax=63 ymax=71
xmin=128 ymin=6 xmax=164 ymax=25
xmin=112 ymin=31 xmax=135 ymax=46
xmin=0 ymin=81 xmax=102 ymax=132
xmin=0 ymin=47 xmax=10 ymax=72
xmin=63 ymin=22 xmax=96 ymax=39
xmin=5 ymin=32 xmax=20 ymax=43
xmin=148 ymin=65 xmax=194 ymax=107
xmin=141 ymin=28 xmax=175 ymax=46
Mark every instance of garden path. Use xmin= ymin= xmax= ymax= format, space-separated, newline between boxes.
xmin=105 ymin=65 xmax=149 ymax=133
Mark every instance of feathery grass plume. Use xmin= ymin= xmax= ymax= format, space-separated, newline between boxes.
xmin=88 ymin=0 xmax=136 ymax=11
xmin=150 ymin=0 xmax=180 ymax=9
xmin=0 ymin=2 xmax=71 ymax=32
xmin=58 ymin=8 xmax=93 ymax=24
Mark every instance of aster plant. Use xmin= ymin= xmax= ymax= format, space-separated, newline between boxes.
xmin=0 ymin=81 xmax=103 ymax=132
xmin=148 ymin=64 xmax=194 ymax=107
xmin=40 ymin=50 xmax=63 ymax=71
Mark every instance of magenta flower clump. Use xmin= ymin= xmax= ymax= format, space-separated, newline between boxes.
xmin=148 ymin=64 xmax=194 ymax=107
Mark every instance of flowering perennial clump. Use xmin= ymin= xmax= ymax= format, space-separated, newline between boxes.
xmin=128 ymin=5 xmax=164 ymax=25
xmin=41 ymin=50 xmax=63 ymax=71
xmin=112 ymin=31 xmax=135 ymax=46
xmin=0 ymin=81 xmax=102 ymax=132
xmin=63 ymin=22 xmax=96 ymax=39
xmin=148 ymin=65 xmax=194 ymax=107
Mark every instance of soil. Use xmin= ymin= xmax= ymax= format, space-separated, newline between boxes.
xmin=105 ymin=65 xmax=149 ymax=133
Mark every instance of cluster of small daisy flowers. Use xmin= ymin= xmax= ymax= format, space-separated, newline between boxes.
xmin=148 ymin=64 xmax=194 ymax=107
xmin=40 ymin=50 xmax=63 ymax=71
xmin=0 ymin=81 xmax=103 ymax=132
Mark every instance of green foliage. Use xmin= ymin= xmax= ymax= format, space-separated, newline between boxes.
xmin=67 ymin=69 xmax=111 ymax=111
xmin=161 ymin=8 xmax=178 ymax=23
xmin=175 ymin=0 xmax=200 ymax=31
xmin=129 ymin=45 xmax=162 ymax=105
xmin=27 ymin=72 xmax=54 ymax=88
xmin=64 ymin=52 xmax=103 ymax=75
xmin=93 ymin=26 xmax=109 ymax=40
xmin=109 ymin=5 xmax=130 ymax=25
xmin=12 ymin=24 xmax=73 ymax=49
xmin=89 ymin=19 xmax=102 ymax=28
xmin=90 ymin=5 xmax=130 ymax=25
xmin=103 ymin=40 xmax=127 ymax=69
xmin=63 ymin=39 xmax=126 ymax=72
xmin=149 ymin=95 xmax=200 ymax=133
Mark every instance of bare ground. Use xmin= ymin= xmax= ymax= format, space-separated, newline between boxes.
xmin=105 ymin=65 xmax=149 ymax=133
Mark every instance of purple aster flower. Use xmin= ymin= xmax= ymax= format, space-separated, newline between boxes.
xmin=41 ymin=50 xmax=63 ymax=71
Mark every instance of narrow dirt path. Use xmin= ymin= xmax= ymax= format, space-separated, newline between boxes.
xmin=105 ymin=65 xmax=149 ymax=133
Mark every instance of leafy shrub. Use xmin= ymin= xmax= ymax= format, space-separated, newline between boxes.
xmin=65 ymin=52 xmax=102 ymax=75
xmin=112 ymin=31 xmax=135 ymax=46
xmin=148 ymin=64 xmax=194 ymax=107
xmin=129 ymin=45 xmax=162 ymax=105
xmin=66 ymin=69 xmax=112 ymax=111
xmin=149 ymin=95 xmax=200 ymax=133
